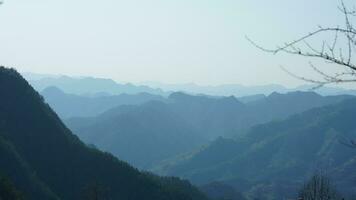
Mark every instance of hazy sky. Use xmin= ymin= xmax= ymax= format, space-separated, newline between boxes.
xmin=0 ymin=0 xmax=354 ymax=87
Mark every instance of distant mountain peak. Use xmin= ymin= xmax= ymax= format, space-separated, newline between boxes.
xmin=27 ymin=74 xmax=167 ymax=96
xmin=217 ymin=95 xmax=243 ymax=105
xmin=268 ymin=91 xmax=320 ymax=99
xmin=41 ymin=86 xmax=65 ymax=96
xmin=169 ymin=91 xmax=189 ymax=97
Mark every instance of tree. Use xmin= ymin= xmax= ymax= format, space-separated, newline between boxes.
xmin=0 ymin=175 xmax=24 ymax=200
xmin=248 ymin=1 xmax=356 ymax=147
xmin=298 ymin=171 xmax=341 ymax=200
xmin=248 ymin=1 xmax=356 ymax=88
xmin=82 ymin=182 xmax=110 ymax=200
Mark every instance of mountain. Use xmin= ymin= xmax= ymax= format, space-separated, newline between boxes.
xmin=21 ymin=72 xmax=61 ymax=81
xmin=199 ymin=182 xmax=246 ymax=200
xmin=142 ymin=82 xmax=290 ymax=97
xmin=167 ymin=91 xmax=352 ymax=139
xmin=66 ymin=101 xmax=207 ymax=169
xmin=0 ymin=134 xmax=59 ymax=199
xmin=241 ymin=91 xmax=352 ymax=131
xmin=41 ymin=86 xmax=165 ymax=118
xmin=296 ymin=85 xmax=356 ymax=96
xmin=237 ymin=94 xmax=266 ymax=103
xmin=23 ymin=72 xmax=356 ymax=97
xmin=167 ymin=92 xmax=247 ymax=139
xmin=0 ymin=175 xmax=25 ymax=200
xmin=143 ymin=82 xmax=356 ymax=97
xmin=154 ymin=98 xmax=356 ymax=199
xmin=64 ymin=93 xmax=253 ymax=170
xmin=24 ymin=73 xmax=167 ymax=96
xmin=65 ymin=91 xmax=352 ymax=173
xmin=0 ymin=67 xmax=209 ymax=200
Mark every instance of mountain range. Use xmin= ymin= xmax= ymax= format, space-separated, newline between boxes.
xmin=66 ymin=101 xmax=207 ymax=169
xmin=23 ymin=73 xmax=166 ymax=96
xmin=17 ymin=71 xmax=356 ymax=199
xmin=0 ymin=67 xmax=209 ymax=200
xmin=153 ymin=98 xmax=356 ymax=199
xmin=41 ymin=86 xmax=165 ymax=119
xmin=143 ymin=81 xmax=356 ymax=97
xmin=23 ymin=72 xmax=356 ymax=98
xmin=64 ymin=90 xmax=353 ymax=172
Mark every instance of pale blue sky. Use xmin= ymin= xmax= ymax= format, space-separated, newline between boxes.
xmin=0 ymin=0 xmax=353 ymax=87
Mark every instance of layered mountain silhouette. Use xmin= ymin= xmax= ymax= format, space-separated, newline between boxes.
xmin=143 ymin=81 xmax=356 ymax=97
xmin=155 ymin=98 xmax=356 ymax=199
xmin=41 ymin=86 xmax=165 ymax=118
xmin=25 ymin=74 xmax=166 ymax=96
xmin=166 ymin=91 xmax=352 ymax=139
xmin=24 ymin=72 xmax=356 ymax=98
xmin=159 ymin=91 xmax=351 ymax=139
xmin=0 ymin=67 xmax=209 ymax=200
xmin=65 ymin=91 xmax=352 ymax=172
xmin=66 ymin=101 xmax=207 ymax=169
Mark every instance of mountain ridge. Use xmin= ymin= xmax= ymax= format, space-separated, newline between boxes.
xmin=0 ymin=67 xmax=209 ymax=200
xmin=154 ymin=98 xmax=356 ymax=199
xmin=41 ymin=86 xmax=165 ymax=118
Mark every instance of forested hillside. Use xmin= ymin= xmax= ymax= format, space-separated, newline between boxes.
xmin=155 ymin=99 xmax=356 ymax=199
xmin=65 ymin=90 xmax=353 ymax=171
xmin=0 ymin=67 xmax=209 ymax=200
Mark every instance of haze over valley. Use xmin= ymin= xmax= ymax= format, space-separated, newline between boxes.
xmin=1 ymin=1 xmax=356 ymax=200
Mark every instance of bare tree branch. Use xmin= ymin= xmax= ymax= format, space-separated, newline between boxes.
xmin=248 ymin=1 xmax=356 ymax=148
xmin=246 ymin=1 xmax=356 ymax=87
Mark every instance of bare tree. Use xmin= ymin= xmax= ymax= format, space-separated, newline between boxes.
xmin=248 ymin=1 xmax=356 ymax=148
xmin=298 ymin=171 xmax=341 ymax=200
xmin=247 ymin=1 xmax=356 ymax=89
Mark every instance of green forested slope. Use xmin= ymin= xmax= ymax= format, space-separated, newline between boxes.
xmin=156 ymin=98 xmax=356 ymax=199
xmin=0 ymin=67 xmax=209 ymax=200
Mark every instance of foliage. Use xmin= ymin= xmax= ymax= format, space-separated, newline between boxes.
xmin=0 ymin=175 xmax=24 ymax=200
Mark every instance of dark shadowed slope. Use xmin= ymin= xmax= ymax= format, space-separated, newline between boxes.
xmin=0 ymin=135 xmax=58 ymax=200
xmin=155 ymin=98 xmax=356 ymax=199
xmin=0 ymin=174 xmax=25 ymax=200
xmin=41 ymin=86 xmax=165 ymax=118
xmin=0 ymin=67 xmax=209 ymax=200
